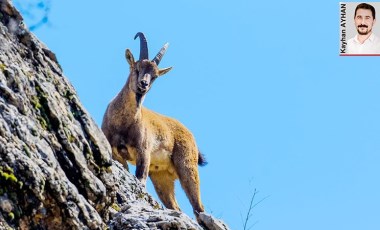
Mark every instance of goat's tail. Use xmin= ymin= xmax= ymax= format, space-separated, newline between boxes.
xmin=198 ymin=151 xmax=208 ymax=166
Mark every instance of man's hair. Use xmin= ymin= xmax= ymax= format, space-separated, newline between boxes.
xmin=355 ymin=3 xmax=376 ymax=19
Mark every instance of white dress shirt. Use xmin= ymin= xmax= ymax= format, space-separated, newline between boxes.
xmin=347 ymin=33 xmax=380 ymax=54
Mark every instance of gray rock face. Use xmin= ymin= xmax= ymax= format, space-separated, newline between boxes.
xmin=0 ymin=1 xmax=115 ymax=228
xmin=0 ymin=0 xmax=229 ymax=229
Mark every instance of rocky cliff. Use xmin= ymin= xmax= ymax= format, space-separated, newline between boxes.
xmin=0 ymin=0 xmax=228 ymax=229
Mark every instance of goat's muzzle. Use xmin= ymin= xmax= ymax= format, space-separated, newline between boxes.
xmin=137 ymin=82 xmax=149 ymax=94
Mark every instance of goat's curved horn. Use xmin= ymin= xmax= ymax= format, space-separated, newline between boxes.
xmin=134 ymin=32 xmax=149 ymax=60
xmin=152 ymin=43 xmax=169 ymax=65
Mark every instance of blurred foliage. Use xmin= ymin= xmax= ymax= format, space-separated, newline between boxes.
xmin=13 ymin=0 xmax=51 ymax=31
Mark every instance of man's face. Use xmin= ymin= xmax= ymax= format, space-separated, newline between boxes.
xmin=355 ymin=8 xmax=376 ymax=35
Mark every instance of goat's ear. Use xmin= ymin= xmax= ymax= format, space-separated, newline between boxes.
xmin=158 ymin=67 xmax=173 ymax=76
xmin=125 ymin=49 xmax=135 ymax=67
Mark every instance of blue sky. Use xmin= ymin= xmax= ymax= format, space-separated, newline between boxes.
xmin=17 ymin=0 xmax=380 ymax=229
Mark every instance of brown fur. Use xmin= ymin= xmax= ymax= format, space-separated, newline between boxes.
xmin=102 ymin=48 xmax=205 ymax=220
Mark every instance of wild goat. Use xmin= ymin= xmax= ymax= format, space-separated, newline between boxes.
xmin=101 ymin=32 xmax=207 ymax=221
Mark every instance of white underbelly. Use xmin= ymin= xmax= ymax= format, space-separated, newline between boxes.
xmin=126 ymin=146 xmax=174 ymax=172
xmin=149 ymin=149 xmax=173 ymax=172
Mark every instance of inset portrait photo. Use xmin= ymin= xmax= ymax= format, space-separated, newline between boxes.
xmin=340 ymin=2 xmax=380 ymax=56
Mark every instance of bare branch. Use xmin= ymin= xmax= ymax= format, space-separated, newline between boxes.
xmin=242 ymin=188 xmax=270 ymax=230
xmin=243 ymin=188 xmax=258 ymax=230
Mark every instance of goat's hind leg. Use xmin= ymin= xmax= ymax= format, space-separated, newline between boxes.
xmin=150 ymin=171 xmax=180 ymax=211
xmin=173 ymin=152 xmax=205 ymax=218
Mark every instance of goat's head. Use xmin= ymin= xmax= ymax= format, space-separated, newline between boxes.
xmin=125 ymin=32 xmax=172 ymax=96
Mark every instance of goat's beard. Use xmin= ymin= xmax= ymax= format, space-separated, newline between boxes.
xmin=137 ymin=87 xmax=148 ymax=95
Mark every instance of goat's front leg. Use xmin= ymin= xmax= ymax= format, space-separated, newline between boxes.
xmin=112 ymin=146 xmax=130 ymax=171
xmin=135 ymin=149 xmax=151 ymax=186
